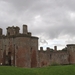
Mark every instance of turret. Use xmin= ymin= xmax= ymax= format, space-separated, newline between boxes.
xmin=0 ymin=28 xmax=2 ymax=36
xmin=23 ymin=25 xmax=28 ymax=34
xmin=46 ymin=47 xmax=50 ymax=53
xmin=67 ymin=44 xmax=75 ymax=52
xmin=67 ymin=44 xmax=75 ymax=64
xmin=54 ymin=46 xmax=57 ymax=52
xmin=7 ymin=26 xmax=20 ymax=36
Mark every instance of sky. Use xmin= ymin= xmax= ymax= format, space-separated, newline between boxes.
xmin=0 ymin=0 xmax=75 ymax=50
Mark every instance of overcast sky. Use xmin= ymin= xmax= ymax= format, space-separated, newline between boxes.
xmin=0 ymin=0 xmax=75 ymax=50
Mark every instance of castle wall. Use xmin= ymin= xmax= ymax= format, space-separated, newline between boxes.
xmin=50 ymin=51 xmax=69 ymax=65
xmin=0 ymin=25 xmax=38 ymax=68
xmin=15 ymin=36 xmax=31 ymax=68
xmin=38 ymin=49 xmax=69 ymax=67
xmin=0 ymin=39 xmax=3 ymax=64
xmin=30 ymin=37 xmax=38 ymax=67
xmin=67 ymin=44 xmax=75 ymax=64
xmin=38 ymin=50 xmax=50 ymax=67
xmin=0 ymin=37 xmax=15 ymax=65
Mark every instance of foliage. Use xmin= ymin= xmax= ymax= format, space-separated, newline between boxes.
xmin=0 ymin=65 xmax=75 ymax=75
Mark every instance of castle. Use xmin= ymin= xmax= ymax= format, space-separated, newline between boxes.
xmin=0 ymin=25 xmax=75 ymax=68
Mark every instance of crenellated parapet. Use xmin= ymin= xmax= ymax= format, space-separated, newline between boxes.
xmin=40 ymin=47 xmax=43 ymax=51
xmin=7 ymin=26 xmax=20 ymax=36
xmin=66 ymin=44 xmax=75 ymax=64
xmin=66 ymin=44 xmax=75 ymax=53
xmin=39 ymin=46 xmax=58 ymax=52
xmin=0 ymin=25 xmax=33 ymax=37
xmin=39 ymin=47 xmax=54 ymax=53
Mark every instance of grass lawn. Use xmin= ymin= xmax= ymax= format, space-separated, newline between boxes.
xmin=0 ymin=65 xmax=75 ymax=75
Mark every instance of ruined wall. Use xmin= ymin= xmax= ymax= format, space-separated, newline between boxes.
xmin=0 ymin=36 xmax=16 ymax=65
xmin=0 ymin=25 xmax=38 ymax=68
xmin=67 ymin=44 xmax=75 ymax=64
xmin=38 ymin=47 xmax=69 ymax=67
xmin=50 ymin=51 xmax=69 ymax=65
xmin=7 ymin=26 xmax=20 ymax=36
xmin=15 ymin=36 xmax=31 ymax=68
xmin=38 ymin=47 xmax=52 ymax=67
xmin=30 ymin=37 xmax=38 ymax=67
xmin=0 ymin=38 xmax=3 ymax=64
xmin=0 ymin=39 xmax=3 ymax=64
xmin=0 ymin=35 xmax=38 ymax=68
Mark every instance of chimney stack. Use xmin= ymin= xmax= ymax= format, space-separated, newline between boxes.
xmin=0 ymin=28 xmax=2 ymax=36
xmin=23 ymin=25 xmax=28 ymax=34
xmin=54 ymin=46 xmax=57 ymax=51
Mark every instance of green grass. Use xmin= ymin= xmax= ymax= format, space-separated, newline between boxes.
xmin=0 ymin=65 xmax=75 ymax=75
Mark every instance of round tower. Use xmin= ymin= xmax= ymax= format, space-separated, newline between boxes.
xmin=67 ymin=44 xmax=75 ymax=64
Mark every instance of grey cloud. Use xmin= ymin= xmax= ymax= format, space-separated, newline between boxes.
xmin=3 ymin=0 xmax=39 ymax=11
xmin=0 ymin=0 xmax=75 ymax=41
xmin=4 ymin=0 xmax=75 ymax=11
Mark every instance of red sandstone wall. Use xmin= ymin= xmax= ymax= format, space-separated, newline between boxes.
xmin=0 ymin=35 xmax=38 ymax=68
xmin=50 ymin=51 xmax=69 ymax=65
xmin=15 ymin=37 xmax=31 ymax=68
xmin=30 ymin=38 xmax=38 ymax=67
xmin=38 ymin=50 xmax=69 ymax=67
xmin=67 ymin=45 xmax=75 ymax=64
xmin=0 ymin=39 xmax=5 ymax=65
xmin=38 ymin=51 xmax=50 ymax=67
xmin=0 ymin=37 xmax=16 ymax=66
xmin=68 ymin=50 xmax=75 ymax=64
xmin=0 ymin=50 xmax=3 ymax=64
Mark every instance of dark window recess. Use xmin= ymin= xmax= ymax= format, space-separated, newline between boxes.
xmin=31 ymin=47 xmax=32 ymax=52
xmin=16 ymin=46 xmax=18 ymax=49
xmin=8 ymin=52 xmax=11 ymax=55
xmin=8 ymin=32 xmax=10 ymax=35
xmin=50 ymin=54 xmax=52 ymax=59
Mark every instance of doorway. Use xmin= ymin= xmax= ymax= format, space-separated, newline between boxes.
xmin=8 ymin=52 xmax=11 ymax=66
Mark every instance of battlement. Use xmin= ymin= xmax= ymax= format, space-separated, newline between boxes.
xmin=7 ymin=26 xmax=20 ymax=36
xmin=39 ymin=46 xmax=55 ymax=52
xmin=6 ymin=25 xmax=32 ymax=36
xmin=67 ymin=44 xmax=75 ymax=46
xmin=0 ymin=25 xmax=38 ymax=40
xmin=66 ymin=44 xmax=75 ymax=52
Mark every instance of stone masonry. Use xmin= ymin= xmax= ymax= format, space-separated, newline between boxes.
xmin=0 ymin=25 xmax=75 ymax=68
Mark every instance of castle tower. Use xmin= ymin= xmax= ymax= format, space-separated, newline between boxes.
xmin=23 ymin=25 xmax=28 ymax=34
xmin=67 ymin=44 xmax=75 ymax=64
xmin=67 ymin=44 xmax=75 ymax=53
xmin=7 ymin=26 xmax=20 ymax=36
xmin=54 ymin=46 xmax=57 ymax=52
xmin=0 ymin=28 xmax=2 ymax=36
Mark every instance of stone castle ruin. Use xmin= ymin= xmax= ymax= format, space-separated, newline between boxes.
xmin=0 ymin=25 xmax=75 ymax=68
